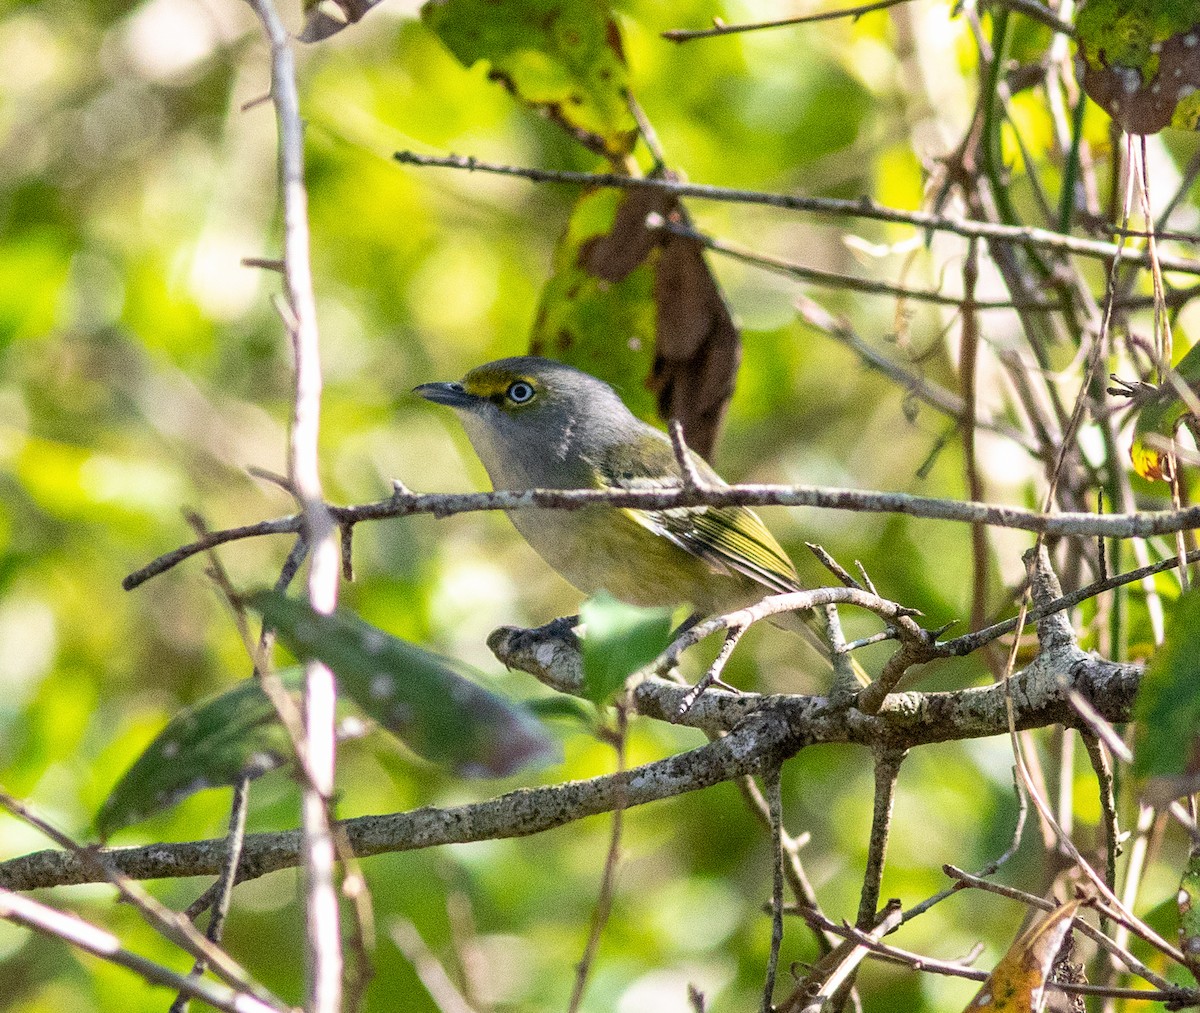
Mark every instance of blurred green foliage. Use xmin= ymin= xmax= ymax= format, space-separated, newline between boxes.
xmin=1 ymin=0 xmax=1198 ymax=1011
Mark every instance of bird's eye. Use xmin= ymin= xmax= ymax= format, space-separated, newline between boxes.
xmin=506 ymin=381 xmax=535 ymax=404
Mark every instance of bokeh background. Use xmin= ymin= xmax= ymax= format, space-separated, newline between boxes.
xmin=2 ymin=0 xmax=1198 ymax=1009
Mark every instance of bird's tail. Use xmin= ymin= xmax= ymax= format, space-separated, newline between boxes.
xmin=769 ymin=606 xmax=872 ymax=691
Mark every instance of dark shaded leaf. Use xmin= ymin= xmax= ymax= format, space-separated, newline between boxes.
xmin=421 ymin=0 xmax=637 ymax=158
xmin=523 ymin=695 xmax=595 ymax=724
xmin=96 ymin=670 xmax=304 ymax=840
xmin=962 ymin=900 xmax=1082 ymax=1011
xmin=299 ymin=0 xmax=385 ymax=42
xmin=249 ymin=590 xmax=559 ymax=778
xmin=649 ymin=216 xmax=741 ymax=460
xmin=1133 ymin=590 xmax=1200 ymax=799
xmin=579 ymin=592 xmax=673 ymax=703
xmin=1076 ymin=1 xmax=1200 ymax=134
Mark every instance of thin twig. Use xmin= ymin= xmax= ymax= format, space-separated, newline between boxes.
xmin=662 ymin=0 xmax=909 ymax=43
xmin=944 ymin=866 xmax=1182 ymax=994
xmin=668 ymin=418 xmax=706 ymax=490
xmin=0 ymin=792 xmax=271 ymax=1002
xmin=169 ymin=776 xmax=252 ymax=1013
xmin=650 ymin=215 xmax=1062 ymax=310
xmin=858 ymin=750 xmax=905 ymax=927
xmin=762 ymin=766 xmax=786 ymax=1013
xmin=392 ymin=151 xmax=1200 ymax=276
xmin=567 ymin=705 xmax=629 ymax=1013
xmin=0 ymin=889 xmax=286 ymax=1013
xmin=390 ymin=919 xmax=477 ymax=1013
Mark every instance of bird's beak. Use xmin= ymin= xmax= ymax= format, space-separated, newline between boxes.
xmin=412 ymin=381 xmax=475 ymax=408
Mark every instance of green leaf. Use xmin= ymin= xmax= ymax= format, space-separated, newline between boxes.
xmin=579 ymin=592 xmax=673 ymax=703
xmin=249 ymin=590 xmax=558 ymax=778
xmin=96 ymin=670 xmax=304 ymax=840
xmin=421 ymin=0 xmax=637 ymax=158
xmin=1133 ymin=590 xmax=1200 ymax=794
xmin=523 ymin=695 xmax=596 ymax=725
xmin=1076 ymin=0 xmax=1200 ymax=134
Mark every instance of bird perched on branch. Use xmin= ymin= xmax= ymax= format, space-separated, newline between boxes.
xmin=415 ymin=356 xmax=868 ymax=688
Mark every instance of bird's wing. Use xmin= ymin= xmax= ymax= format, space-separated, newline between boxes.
xmin=594 ymin=433 xmax=801 ymax=594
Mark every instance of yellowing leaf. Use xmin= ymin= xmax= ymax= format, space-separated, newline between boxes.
xmin=962 ymin=900 xmax=1082 ymax=1012
xmin=1127 ymin=342 xmax=1200 ymax=480
xmin=421 ymin=0 xmax=637 ymax=158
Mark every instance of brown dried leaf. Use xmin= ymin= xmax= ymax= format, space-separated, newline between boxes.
xmin=580 ymin=186 xmax=674 ymax=282
xmin=649 ymin=207 xmax=741 ymax=460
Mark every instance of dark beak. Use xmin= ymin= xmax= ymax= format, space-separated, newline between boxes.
xmin=412 ymin=381 xmax=475 ymax=408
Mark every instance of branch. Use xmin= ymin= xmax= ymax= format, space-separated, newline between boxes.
xmin=0 ymin=628 xmax=1144 ymax=894
xmin=392 ymin=151 xmax=1200 ymax=276
xmin=124 ymin=485 xmax=1200 ymax=591
xmin=662 ymin=0 xmax=909 ymax=42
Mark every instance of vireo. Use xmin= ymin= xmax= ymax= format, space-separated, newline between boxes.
xmin=414 ymin=356 xmax=868 ymax=687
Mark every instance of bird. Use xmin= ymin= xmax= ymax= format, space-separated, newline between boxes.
xmin=414 ymin=356 xmax=868 ymax=688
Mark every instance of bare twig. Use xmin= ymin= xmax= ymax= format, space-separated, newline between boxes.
xmin=0 ymin=792 xmax=271 ymax=1002
xmin=169 ymin=776 xmax=252 ymax=1013
xmin=0 ymin=889 xmax=286 ymax=1013
xmin=762 ymin=766 xmax=785 ymax=1013
xmin=390 ymin=919 xmax=477 ymax=1013
xmin=944 ymin=866 xmax=1183 ymax=995
xmin=857 ymin=750 xmax=905 ymax=928
xmin=243 ymin=0 xmax=343 ymax=1007
xmin=567 ymin=706 xmax=629 ymax=1013
xmin=662 ymin=0 xmax=909 ymax=43
xmin=123 ymin=486 xmax=1200 ymax=592
xmin=392 ymin=151 xmax=1200 ymax=275
xmin=667 ymin=418 xmax=706 ymax=490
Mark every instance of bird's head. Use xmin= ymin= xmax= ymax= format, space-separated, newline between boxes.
xmin=414 ymin=356 xmax=636 ymax=486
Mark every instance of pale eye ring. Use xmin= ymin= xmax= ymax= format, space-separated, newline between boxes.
xmin=507 ymin=381 xmax=535 ymax=404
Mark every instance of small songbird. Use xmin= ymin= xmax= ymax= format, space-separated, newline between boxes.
xmin=414 ymin=356 xmax=867 ymax=686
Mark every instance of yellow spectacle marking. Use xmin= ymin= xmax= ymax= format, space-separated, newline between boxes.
xmin=463 ymin=369 xmax=538 ymax=399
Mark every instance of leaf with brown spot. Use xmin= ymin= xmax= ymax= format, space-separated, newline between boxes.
xmin=1075 ymin=1 xmax=1200 ymax=134
xmin=962 ymin=900 xmax=1082 ymax=1012
xmin=530 ymin=187 xmax=661 ymax=423
xmin=421 ymin=0 xmax=637 ymax=158
xmin=533 ymin=185 xmax=741 ymax=459
xmin=1124 ymin=341 xmax=1200 ymax=481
